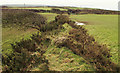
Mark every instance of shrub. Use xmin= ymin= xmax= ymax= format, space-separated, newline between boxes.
xmin=55 ymin=14 xmax=70 ymax=24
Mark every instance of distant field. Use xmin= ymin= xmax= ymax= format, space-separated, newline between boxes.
xmin=68 ymin=7 xmax=94 ymax=10
xmin=2 ymin=7 xmax=68 ymax=11
xmin=38 ymin=13 xmax=58 ymax=22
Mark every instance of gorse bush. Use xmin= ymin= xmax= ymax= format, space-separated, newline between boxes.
xmin=55 ymin=14 xmax=70 ymax=24
xmin=2 ymin=9 xmax=47 ymax=31
xmin=2 ymin=32 xmax=51 ymax=71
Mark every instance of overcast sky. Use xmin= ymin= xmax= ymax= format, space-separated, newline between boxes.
xmin=0 ymin=0 xmax=120 ymax=10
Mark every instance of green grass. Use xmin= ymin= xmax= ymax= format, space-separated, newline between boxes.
xmin=68 ymin=7 xmax=96 ymax=10
xmin=54 ymin=8 xmax=67 ymax=11
xmin=2 ymin=28 xmax=38 ymax=55
xmin=70 ymin=14 xmax=118 ymax=64
xmin=68 ymin=7 xmax=85 ymax=10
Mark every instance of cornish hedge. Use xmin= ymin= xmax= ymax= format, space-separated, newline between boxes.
xmin=56 ymin=20 xmax=119 ymax=71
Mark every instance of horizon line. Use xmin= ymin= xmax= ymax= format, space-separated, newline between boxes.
xmin=0 ymin=4 xmax=119 ymax=11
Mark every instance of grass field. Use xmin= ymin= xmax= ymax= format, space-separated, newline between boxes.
xmin=68 ymin=7 xmax=95 ymax=10
xmin=38 ymin=13 xmax=58 ymax=22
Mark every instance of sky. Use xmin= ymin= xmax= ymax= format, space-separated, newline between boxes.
xmin=0 ymin=0 xmax=120 ymax=11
